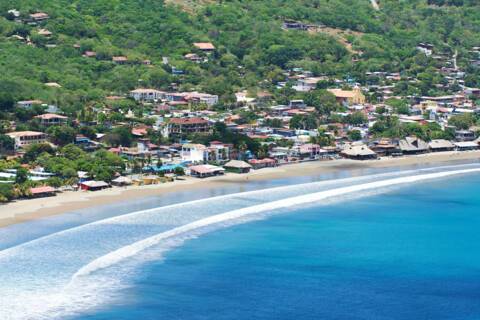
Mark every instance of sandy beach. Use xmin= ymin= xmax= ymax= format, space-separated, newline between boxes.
xmin=1 ymin=150 xmax=479 ymax=228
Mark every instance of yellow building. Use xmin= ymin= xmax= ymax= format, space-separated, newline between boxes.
xmin=328 ymin=87 xmax=366 ymax=105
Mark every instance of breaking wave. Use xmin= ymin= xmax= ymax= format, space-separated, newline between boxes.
xmin=1 ymin=164 xmax=479 ymax=319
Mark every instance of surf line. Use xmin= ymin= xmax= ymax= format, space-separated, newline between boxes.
xmin=0 ymin=165 xmax=435 ymax=256
xmin=71 ymin=167 xmax=480 ymax=279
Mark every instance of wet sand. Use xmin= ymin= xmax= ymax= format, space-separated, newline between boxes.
xmin=1 ymin=151 xmax=479 ymax=228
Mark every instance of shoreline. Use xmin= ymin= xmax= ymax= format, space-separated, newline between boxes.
xmin=1 ymin=150 xmax=479 ymax=228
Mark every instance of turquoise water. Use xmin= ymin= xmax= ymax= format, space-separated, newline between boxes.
xmin=1 ymin=164 xmax=480 ymax=319
xmin=76 ymin=172 xmax=480 ymax=319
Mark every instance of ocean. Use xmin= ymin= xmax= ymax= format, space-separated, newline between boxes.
xmin=1 ymin=163 xmax=480 ymax=319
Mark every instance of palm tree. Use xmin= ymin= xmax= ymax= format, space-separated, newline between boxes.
xmin=238 ymin=141 xmax=248 ymax=160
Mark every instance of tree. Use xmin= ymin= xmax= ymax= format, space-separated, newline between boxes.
xmin=0 ymin=134 xmax=14 ymax=153
xmin=15 ymin=167 xmax=29 ymax=184
xmin=105 ymin=126 xmax=132 ymax=147
xmin=265 ymin=118 xmax=283 ymax=128
xmin=0 ymin=93 xmax=15 ymax=111
xmin=289 ymin=114 xmax=318 ymax=130
xmin=386 ymin=98 xmax=410 ymax=115
xmin=23 ymin=143 xmax=55 ymax=163
xmin=310 ymin=128 xmax=333 ymax=147
xmin=174 ymin=166 xmax=185 ymax=176
xmin=47 ymin=126 xmax=76 ymax=146
xmin=0 ymin=184 xmax=14 ymax=202
xmin=345 ymin=112 xmax=367 ymax=125
xmin=304 ymin=90 xmax=339 ymax=115
xmin=348 ymin=130 xmax=362 ymax=141
xmin=60 ymin=144 xmax=86 ymax=160
xmin=449 ymin=114 xmax=475 ymax=130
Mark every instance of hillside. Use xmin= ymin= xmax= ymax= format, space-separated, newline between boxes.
xmin=0 ymin=0 xmax=479 ymax=113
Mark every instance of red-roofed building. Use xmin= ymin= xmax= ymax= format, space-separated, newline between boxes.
xmin=29 ymin=12 xmax=49 ymax=22
xmin=30 ymin=186 xmax=56 ymax=198
xmin=193 ymin=42 xmax=215 ymax=52
xmin=167 ymin=118 xmax=211 ymax=136
xmin=34 ymin=113 xmax=68 ymax=126
xmin=131 ymin=127 xmax=148 ymax=137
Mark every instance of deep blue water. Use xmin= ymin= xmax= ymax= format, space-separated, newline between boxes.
xmin=75 ymin=173 xmax=480 ymax=320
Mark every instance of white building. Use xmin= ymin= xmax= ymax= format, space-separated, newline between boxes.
xmin=6 ymin=131 xmax=48 ymax=150
xmin=181 ymin=143 xmax=207 ymax=163
xmin=129 ymin=89 xmax=166 ymax=102
xmin=293 ymin=77 xmax=325 ymax=92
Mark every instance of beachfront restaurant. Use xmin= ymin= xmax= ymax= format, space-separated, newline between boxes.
xmin=454 ymin=141 xmax=479 ymax=151
xmin=189 ymin=165 xmax=225 ymax=178
xmin=29 ymin=186 xmax=56 ymax=198
xmin=223 ymin=160 xmax=252 ymax=174
xmin=248 ymin=158 xmax=277 ymax=170
xmin=79 ymin=180 xmax=110 ymax=191
xmin=340 ymin=144 xmax=377 ymax=160
xmin=111 ymin=176 xmax=133 ymax=186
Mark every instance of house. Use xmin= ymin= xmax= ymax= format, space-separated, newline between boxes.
xmin=291 ymin=143 xmax=324 ymax=160
xmin=193 ymin=42 xmax=215 ymax=52
xmin=79 ymin=180 xmax=110 ymax=191
xmin=340 ymin=144 xmax=377 ymax=160
xmin=181 ymin=143 xmax=207 ymax=163
xmin=223 ymin=160 xmax=252 ymax=173
xmin=294 ymin=77 xmax=324 ymax=92
xmin=111 ymin=176 xmax=132 ymax=186
xmin=17 ymin=100 xmax=43 ymax=109
xmin=75 ymin=135 xmax=100 ymax=150
xmin=370 ymin=139 xmax=399 ymax=156
xmin=184 ymin=92 xmax=219 ymax=106
xmin=417 ymin=43 xmax=434 ymax=56
xmin=289 ymin=100 xmax=306 ymax=109
xmin=399 ymin=137 xmax=429 ymax=154
xmin=328 ymin=87 xmax=366 ymax=105
xmin=29 ymin=12 xmax=49 ymax=22
xmin=282 ymin=20 xmax=309 ymax=30
xmin=455 ymin=130 xmax=475 ymax=142
xmin=184 ymin=53 xmax=204 ymax=63
xmin=167 ymin=117 xmax=211 ymax=136
xmin=6 ymin=131 xmax=47 ymax=150
xmin=190 ymin=164 xmax=225 ymax=178
xmin=454 ymin=141 xmax=479 ymax=151
xmin=34 ymin=113 xmax=68 ymax=126
xmin=129 ymin=88 xmax=165 ymax=101
xmin=83 ymin=51 xmax=97 ymax=58
xmin=206 ymin=142 xmax=230 ymax=163
xmin=248 ymin=158 xmax=277 ymax=170
xmin=37 ymin=29 xmax=52 ymax=37
xmin=428 ymin=139 xmax=455 ymax=152
xmin=29 ymin=186 xmax=56 ymax=198
xmin=112 ymin=56 xmax=128 ymax=64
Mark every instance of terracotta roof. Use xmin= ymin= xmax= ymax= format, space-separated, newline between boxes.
xmin=193 ymin=42 xmax=215 ymax=50
xmin=35 ymin=113 xmax=68 ymax=120
xmin=30 ymin=12 xmax=49 ymax=20
xmin=169 ymin=117 xmax=208 ymax=125
xmin=30 ymin=186 xmax=56 ymax=194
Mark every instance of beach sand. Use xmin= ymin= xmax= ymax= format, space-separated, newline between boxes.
xmin=1 ymin=151 xmax=479 ymax=228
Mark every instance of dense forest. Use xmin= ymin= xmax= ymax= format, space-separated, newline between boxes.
xmin=0 ymin=0 xmax=480 ymax=113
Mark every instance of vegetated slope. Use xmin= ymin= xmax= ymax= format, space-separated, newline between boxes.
xmin=0 ymin=0 xmax=479 ymax=112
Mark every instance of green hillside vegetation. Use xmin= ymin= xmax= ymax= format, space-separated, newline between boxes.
xmin=0 ymin=0 xmax=479 ymax=113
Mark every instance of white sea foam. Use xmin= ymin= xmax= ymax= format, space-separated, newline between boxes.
xmin=1 ymin=165 xmax=479 ymax=319
xmin=1 ymin=162 xmax=476 ymax=257
xmin=72 ymin=167 xmax=480 ymax=278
